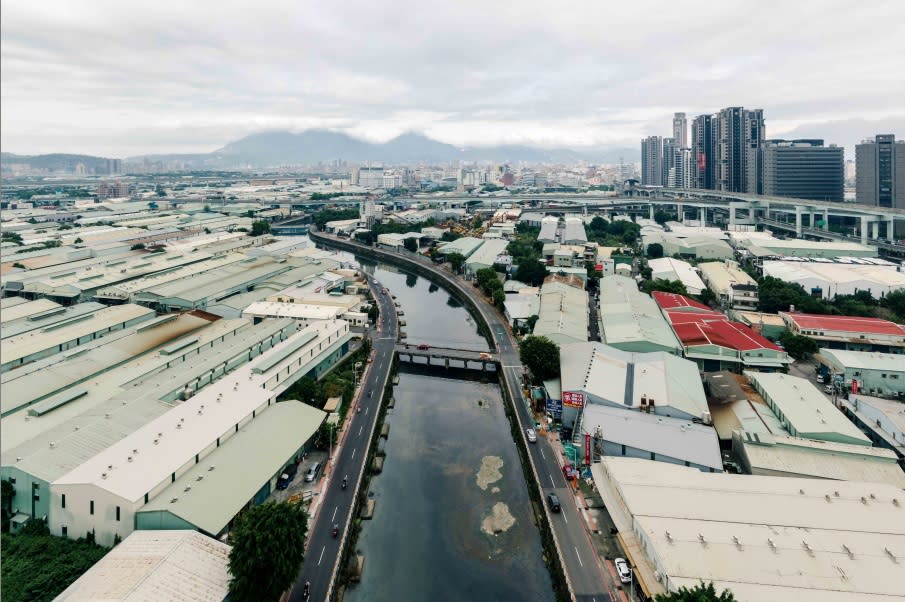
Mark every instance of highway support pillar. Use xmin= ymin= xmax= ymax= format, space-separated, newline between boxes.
xmin=861 ymin=216 xmax=871 ymax=245
xmin=795 ymin=206 xmax=803 ymax=237
xmin=649 ymin=205 xmax=654 ymax=220
xmin=871 ymin=220 xmax=879 ymax=240
xmin=729 ymin=205 xmax=737 ymax=227
xmin=888 ymin=216 xmax=896 ymax=241
xmin=698 ymin=208 xmax=705 ymax=225
xmin=677 ymin=202 xmax=684 ymax=223
xmin=823 ymin=208 xmax=830 ymax=231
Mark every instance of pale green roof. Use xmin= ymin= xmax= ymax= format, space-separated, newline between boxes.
xmin=745 ymin=372 xmax=871 ymax=446
xmin=437 ymin=237 xmax=484 ymax=258
xmin=138 ymin=401 xmax=325 ymax=536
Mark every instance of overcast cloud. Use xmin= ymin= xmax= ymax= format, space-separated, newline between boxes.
xmin=2 ymin=0 xmax=904 ymax=157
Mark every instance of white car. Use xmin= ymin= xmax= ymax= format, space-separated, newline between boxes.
xmin=525 ymin=428 xmax=537 ymax=443
xmin=614 ymin=558 xmax=632 ymax=584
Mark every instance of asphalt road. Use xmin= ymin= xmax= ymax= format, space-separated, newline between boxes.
xmin=311 ymin=234 xmax=615 ymax=601
xmin=288 ymin=273 xmax=397 ymax=602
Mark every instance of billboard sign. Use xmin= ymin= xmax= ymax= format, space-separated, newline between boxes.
xmin=546 ymin=397 xmax=563 ymax=419
xmin=562 ymin=391 xmax=585 ymax=409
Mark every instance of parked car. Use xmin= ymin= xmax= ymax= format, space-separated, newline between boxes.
xmin=614 ymin=558 xmax=632 ymax=584
xmin=525 ymin=428 xmax=537 ymax=443
xmin=417 ymin=344 xmax=430 ymax=350
xmin=304 ymin=461 xmax=322 ymax=483
xmin=816 ymin=374 xmax=825 ymax=383
xmin=546 ymin=492 xmax=561 ymax=513
xmin=276 ymin=464 xmax=298 ymax=490
xmin=824 ymin=384 xmax=835 ymax=394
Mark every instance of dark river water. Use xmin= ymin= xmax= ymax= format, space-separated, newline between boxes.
xmin=346 ymin=262 xmax=554 ymax=602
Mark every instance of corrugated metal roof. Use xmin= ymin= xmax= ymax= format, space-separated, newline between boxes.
xmin=53 ymin=530 xmax=230 ymax=601
xmin=533 ymin=280 xmax=588 ymax=345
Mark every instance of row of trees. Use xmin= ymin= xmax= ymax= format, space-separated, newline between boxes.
xmin=587 ymin=216 xmax=641 ymax=247
xmin=474 ymin=267 xmax=506 ymax=310
xmin=758 ymin=276 xmax=905 ymax=322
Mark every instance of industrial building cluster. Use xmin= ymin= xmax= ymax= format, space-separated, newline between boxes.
xmin=0 ymin=195 xmax=392 ymax=597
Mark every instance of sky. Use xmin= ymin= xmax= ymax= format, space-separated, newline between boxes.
xmin=2 ymin=0 xmax=904 ymax=158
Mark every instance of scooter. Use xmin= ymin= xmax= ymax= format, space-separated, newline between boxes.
xmin=342 ymin=475 xmax=348 ymax=490
xmin=332 ymin=523 xmax=339 ymax=538
xmin=303 ymin=581 xmax=310 ymax=600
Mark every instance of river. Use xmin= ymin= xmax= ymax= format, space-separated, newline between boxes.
xmin=345 ymin=262 xmax=554 ymax=602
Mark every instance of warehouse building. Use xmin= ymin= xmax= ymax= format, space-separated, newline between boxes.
xmin=464 ymin=238 xmax=509 ymax=274
xmin=642 ymin=231 xmax=734 ymax=260
xmin=561 ymin=217 xmax=587 ymax=244
xmin=532 ymin=279 xmax=588 ymax=345
xmin=762 ymin=260 xmax=905 ymax=300
xmin=745 ymin=372 xmax=871 ymax=446
xmin=0 ymin=301 xmax=108 ymax=340
xmin=732 ymin=429 xmax=905 ymax=487
xmin=581 ymin=403 xmax=722 ymax=472
xmin=0 ymin=298 xmax=61 ymax=323
xmin=0 ymin=304 xmax=156 ymax=372
xmin=537 ymin=216 xmax=559 ymax=243
xmin=136 ymin=401 xmax=323 ymax=539
xmin=46 ymin=320 xmax=347 ymax=545
xmin=559 ymin=342 xmax=710 ymax=430
xmin=54 ymin=530 xmax=231 ymax=602
xmin=780 ymin=312 xmax=905 ymax=353
xmin=731 ymin=311 xmax=786 ymax=340
xmin=841 ymin=395 xmax=905 ymax=458
xmin=436 ymin=236 xmax=484 ymax=259
xmin=647 ymin=257 xmax=706 ymax=295
xmin=2 ymin=319 xmax=351 ymax=542
xmin=654 ymin=292 xmax=789 ymax=371
xmin=738 ymin=237 xmax=878 ymax=260
xmin=598 ymin=276 xmax=682 ymax=355
xmin=593 ymin=457 xmax=905 ymax=602
xmin=243 ymin=300 xmax=368 ymax=327
xmin=818 ymin=349 xmax=905 ymax=396
xmin=698 ymin=260 xmax=759 ymax=310
xmin=1 ymin=312 xmax=213 ymax=417
xmin=133 ymin=256 xmax=299 ymax=312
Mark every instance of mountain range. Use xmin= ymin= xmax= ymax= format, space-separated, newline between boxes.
xmin=3 ymin=131 xmax=640 ymax=172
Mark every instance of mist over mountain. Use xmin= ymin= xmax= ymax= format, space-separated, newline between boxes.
xmin=772 ymin=117 xmax=905 ymax=158
xmin=134 ymin=130 xmax=640 ymax=167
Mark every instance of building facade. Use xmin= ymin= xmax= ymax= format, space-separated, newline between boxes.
xmin=856 ymin=134 xmax=905 ymax=209
xmin=691 ymin=114 xmax=714 ymax=190
xmin=761 ymin=139 xmax=844 ymax=201
xmin=672 ymin=112 xmax=688 ymax=148
xmin=661 ymin=137 xmax=679 ymax=188
xmin=641 ymin=136 xmax=662 ymax=186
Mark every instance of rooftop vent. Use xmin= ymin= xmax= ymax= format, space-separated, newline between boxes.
xmin=101 ymin=472 xmax=107 ymax=479
xmin=843 ymin=544 xmax=854 ymax=559
xmin=170 ymin=497 xmax=179 ymax=504
xmin=208 ymin=465 xmax=216 ymax=471
xmin=49 ymin=442 xmax=55 ymax=449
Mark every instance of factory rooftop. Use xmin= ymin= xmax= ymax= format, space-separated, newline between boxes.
xmin=598 ymin=276 xmax=681 ymax=355
xmin=53 ymin=530 xmax=231 ymax=602
xmin=594 ymin=457 xmax=905 ymax=602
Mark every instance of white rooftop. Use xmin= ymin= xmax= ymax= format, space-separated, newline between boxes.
xmin=53 ymin=530 xmax=230 ymax=602
xmin=594 ymin=457 xmax=905 ymax=602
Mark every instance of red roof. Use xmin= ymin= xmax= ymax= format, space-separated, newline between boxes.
xmin=652 ymin=291 xmax=712 ymax=312
xmin=784 ymin=313 xmax=905 ymax=337
xmin=664 ymin=310 xmax=727 ymax=325
xmin=672 ymin=318 xmax=783 ymax=352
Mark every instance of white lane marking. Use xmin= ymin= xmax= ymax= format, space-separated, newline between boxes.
xmin=351 ymin=448 xmax=357 ymax=460
xmin=317 ymin=545 xmax=326 ymax=566
xmin=365 ymin=407 xmax=369 ymax=415
xmin=358 ymin=425 xmax=363 ymax=436
xmin=563 ymin=513 xmax=568 ymax=524
xmin=539 ymin=448 xmax=546 ymax=460
xmin=574 ymin=546 xmax=583 ymax=568
xmin=549 ymin=473 xmax=555 ymax=487
xmin=331 ymin=506 xmax=338 ymax=521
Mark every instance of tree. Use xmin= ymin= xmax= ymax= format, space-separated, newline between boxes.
xmin=368 ymin=303 xmax=380 ymax=324
xmin=447 ymin=252 xmax=466 ymax=273
xmin=758 ymin=276 xmax=829 ymax=314
xmin=2 ymin=231 xmax=23 ymax=245
xmin=653 ymin=210 xmax=674 ymax=225
xmin=655 ymin=582 xmax=736 ymax=602
xmin=696 ymin=288 xmax=717 ymax=307
xmin=492 ymin=288 xmax=506 ymax=310
xmin=589 ymin=216 xmax=609 ymax=232
xmin=778 ymin=330 xmax=818 ymax=359
xmin=403 ymin=237 xmax=418 ymax=252
xmin=250 ymin=220 xmax=271 ymax=237
xmin=73 ymin=237 xmax=83 ymax=244
xmin=514 ymin=259 xmax=549 ymax=287
xmin=881 ymin=289 xmax=905 ymax=321
xmin=130 ymin=243 xmax=145 ymax=250
xmin=641 ymin=279 xmax=688 ymax=296
xmin=440 ymin=231 xmax=461 ymax=242
xmin=228 ymin=501 xmax=308 ymax=602
xmin=647 ymin=243 xmax=664 ymax=259
xmin=155 ymin=184 xmax=166 ymax=197
xmin=519 ymin=336 xmax=560 ymax=382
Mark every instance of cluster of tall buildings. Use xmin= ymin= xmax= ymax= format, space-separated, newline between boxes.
xmin=642 ymin=108 xmax=844 ymax=202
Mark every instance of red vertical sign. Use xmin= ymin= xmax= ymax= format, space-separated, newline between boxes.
xmin=851 ymin=379 xmax=859 ymax=394
xmin=584 ymin=433 xmax=592 ymax=466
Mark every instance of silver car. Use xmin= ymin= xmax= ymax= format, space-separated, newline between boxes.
xmin=525 ymin=428 xmax=537 ymax=443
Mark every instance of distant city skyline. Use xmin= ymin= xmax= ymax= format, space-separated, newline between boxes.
xmin=2 ymin=0 xmax=904 ymax=157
